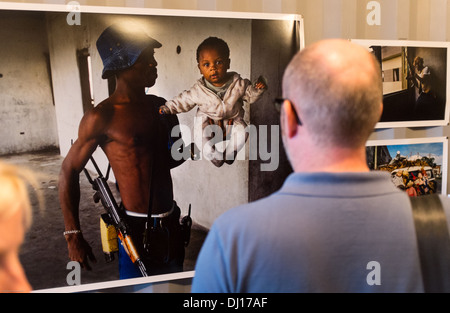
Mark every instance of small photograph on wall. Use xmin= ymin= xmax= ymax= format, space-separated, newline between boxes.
xmin=352 ymin=39 xmax=450 ymax=128
xmin=366 ymin=137 xmax=448 ymax=197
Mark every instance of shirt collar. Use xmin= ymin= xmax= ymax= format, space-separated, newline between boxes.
xmin=278 ymin=171 xmax=399 ymax=198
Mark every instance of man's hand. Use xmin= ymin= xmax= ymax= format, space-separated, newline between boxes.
xmin=66 ymin=234 xmax=97 ymax=271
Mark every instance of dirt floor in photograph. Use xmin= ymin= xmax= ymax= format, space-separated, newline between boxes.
xmin=2 ymin=148 xmax=207 ymax=291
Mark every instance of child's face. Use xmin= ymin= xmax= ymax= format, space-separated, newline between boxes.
xmin=197 ymin=47 xmax=230 ymax=87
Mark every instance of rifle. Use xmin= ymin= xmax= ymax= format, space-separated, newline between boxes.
xmin=406 ymin=54 xmax=418 ymax=89
xmin=83 ymin=157 xmax=149 ymax=277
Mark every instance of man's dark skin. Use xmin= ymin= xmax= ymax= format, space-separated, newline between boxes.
xmin=59 ymin=47 xmax=175 ymax=270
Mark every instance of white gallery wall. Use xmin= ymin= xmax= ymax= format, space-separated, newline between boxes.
xmin=4 ymin=0 xmax=450 ymax=42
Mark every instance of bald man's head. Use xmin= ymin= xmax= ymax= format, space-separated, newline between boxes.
xmin=282 ymin=39 xmax=383 ymax=148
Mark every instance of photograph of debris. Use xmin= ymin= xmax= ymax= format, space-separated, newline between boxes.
xmin=366 ymin=137 xmax=448 ymax=196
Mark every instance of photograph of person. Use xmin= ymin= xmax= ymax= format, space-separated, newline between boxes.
xmin=352 ymin=40 xmax=450 ymax=128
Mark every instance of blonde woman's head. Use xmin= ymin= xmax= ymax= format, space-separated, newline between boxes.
xmin=0 ymin=161 xmax=42 ymax=230
xmin=0 ymin=160 xmax=43 ymax=292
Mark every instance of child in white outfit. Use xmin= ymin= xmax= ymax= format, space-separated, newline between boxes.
xmin=159 ymin=37 xmax=267 ymax=167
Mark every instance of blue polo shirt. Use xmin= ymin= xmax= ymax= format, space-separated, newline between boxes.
xmin=192 ymin=172 xmax=450 ymax=293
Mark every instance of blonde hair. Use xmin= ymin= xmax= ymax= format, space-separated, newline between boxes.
xmin=0 ymin=161 xmax=43 ymax=230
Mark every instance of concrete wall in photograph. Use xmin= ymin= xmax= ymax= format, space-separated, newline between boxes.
xmin=0 ymin=11 xmax=58 ymax=155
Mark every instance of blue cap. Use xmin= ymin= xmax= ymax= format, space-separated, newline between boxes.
xmin=96 ymin=23 xmax=162 ymax=79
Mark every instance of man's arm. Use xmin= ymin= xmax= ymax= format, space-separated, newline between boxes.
xmin=59 ymin=108 xmax=107 ymax=270
xmin=149 ymin=95 xmax=187 ymax=169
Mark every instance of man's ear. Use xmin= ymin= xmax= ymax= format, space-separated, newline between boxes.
xmin=281 ymin=100 xmax=299 ymax=139
xmin=378 ymin=101 xmax=384 ymax=122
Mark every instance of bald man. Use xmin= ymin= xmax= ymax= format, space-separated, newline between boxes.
xmin=191 ymin=39 xmax=450 ymax=292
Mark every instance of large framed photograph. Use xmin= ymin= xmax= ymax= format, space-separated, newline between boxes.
xmin=366 ymin=137 xmax=448 ymax=197
xmin=0 ymin=3 xmax=302 ymax=292
xmin=352 ymin=39 xmax=450 ymax=128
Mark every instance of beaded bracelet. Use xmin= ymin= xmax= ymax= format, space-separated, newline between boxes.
xmin=63 ymin=230 xmax=82 ymax=236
